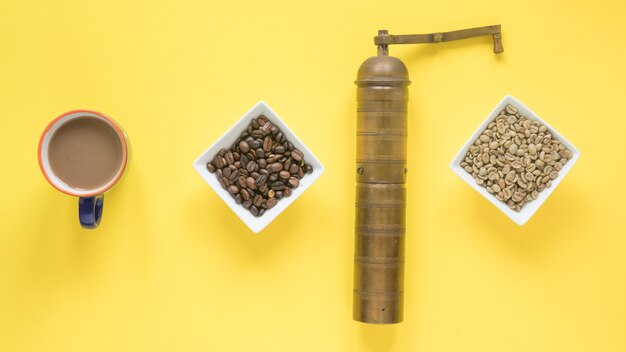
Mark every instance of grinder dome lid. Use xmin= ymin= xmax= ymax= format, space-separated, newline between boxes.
xmin=355 ymin=56 xmax=410 ymax=85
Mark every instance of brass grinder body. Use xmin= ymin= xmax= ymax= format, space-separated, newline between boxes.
xmin=352 ymin=25 xmax=502 ymax=324
xmin=354 ymin=56 xmax=409 ymax=324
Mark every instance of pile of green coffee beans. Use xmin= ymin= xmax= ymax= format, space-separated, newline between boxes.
xmin=461 ymin=105 xmax=573 ymax=212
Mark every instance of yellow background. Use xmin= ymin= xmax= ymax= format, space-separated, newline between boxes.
xmin=1 ymin=0 xmax=625 ymax=351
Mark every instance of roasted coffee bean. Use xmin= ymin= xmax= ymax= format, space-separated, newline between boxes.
xmin=284 ymin=159 xmax=292 ymax=171
xmin=238 ymin=176 xmax=247 ymax=188
xmin=291 ymin=149 xmax=303 ymax=161
xmin=207 ymin=163 xmax=216 ymax=173
xmin=251 ymin=119 xmax=259 ymax=129
xmin=228 ymin=185 xmax=239 ymax=194
xmin=218 ymin=178 xmax=227 ymax=190
xmin=215 ymin=156 xmax=226 ymax=168
xmin=297 ymin=167 xmax=304 ymax=178
xmin=250 ymin=205 xmax=259 ymax=216
xmin=266 ymin=197 xmax=277 ymax=209
xmin=251 ymin=130 xmax=264 ymax=139
xmin=276 ymin=132 xmax=284 ymax=142
xmin=255 ymin=148 xmax=265 ymax=158
xmin=288 ymin=177 xmax=300 ymax=188
xmin=263 ymin=137 xmax=272 ymax=152
xmin=259 ymin=183 xmax=268 ymax=194
xmin=269 ymin=174 xmax=278 ymax=182
xmin=246 ymin=161 xmax=256 ymax=173
xmin=239 ymin=168 xmax=249 ymax=177
xmin=250 ymin=172 xmax=260 ymax=179
xmin=258 ymin=209 xmax=266 ymax=217
xmin=273 ymin=145 xmax=285 ymax=154
xmin=240 ymin=155 xmax=249 ymax=167
xmin=239 ymin=141 xmax=250 ymax=153
xmin=261 ymin=121 xmax=272 ymax=134
xmin=270 ymin=126 xmax=279 ymax=135
xmin=255 ymin=174 xmax=268 ymax=186
xmin=243 ymin=199 xmax=252 ymax=209
xmin=271 ymin=181 xmax=285 ymax=190
xmin=234 ymin=194 xmax=242 ymax=204
xmin=218 ymin=148 xmax=227 ymax=157
xmin=222 ymin=167 xmax=232 ymax=179
xmin=289 ymin=164 xmax=299 ymax=174
xmin=275 ymin=191 xmax=283 ymax=199
xmin=246 ymin=177 xmax=257 ymax=190
xmin=284 ymin=187 xmax=292 ymax=197
xmin=229 ymin=170 xmax=240 ymax=182
xmin=270 ymin=162 xmax=283 ymax=172
xmin=304 ymin=164 xmax=313 ymax=174
xmin=253 ymin=195 xmax=263 ymax=207
xmin=279 ymin=170 xmax=290 ymax=180
xmin=240 ymin=188 xmax=251 ymax=201
xmin=258 ymin=158 xmax=267 ymax=168
xmin=249 ymin=140 xmax=261 ymax=149
xmin=221 ymin=177 xmax=231 ymax=187
xmin=225 ymin=152 xmax=234 ymax=165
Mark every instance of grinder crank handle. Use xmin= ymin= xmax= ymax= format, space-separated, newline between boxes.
xmin=374 ymin=24 xmax=503 ymax=55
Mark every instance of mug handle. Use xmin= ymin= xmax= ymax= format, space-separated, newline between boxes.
xmin=79 ymin=195 xmax=104 ymax=229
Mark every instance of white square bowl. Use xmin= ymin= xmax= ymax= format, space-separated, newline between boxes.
xmin=449 ymin=95 xmax=580 ymax=225
xmin=193 ymin=101 xmax=324 ymax=233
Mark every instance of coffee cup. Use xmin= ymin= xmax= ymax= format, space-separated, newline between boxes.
xmin=38 ymin=110 xmax=129 ymax=228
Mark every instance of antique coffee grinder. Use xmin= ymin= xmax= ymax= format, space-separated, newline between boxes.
xmin=354 ymin=25 xmax=503 ymax=324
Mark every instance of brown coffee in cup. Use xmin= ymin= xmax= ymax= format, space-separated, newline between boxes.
xmin=48 ymin=117 xmax=124 ymax=190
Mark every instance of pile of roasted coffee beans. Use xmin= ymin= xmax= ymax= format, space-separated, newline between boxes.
xmin=207 ymin=115 xmax=313 ymax=217
xmin=461 ymin=104 xmax=573 ymax=212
